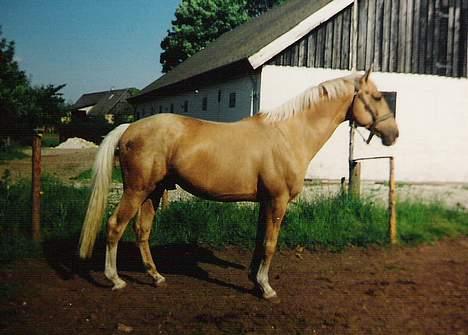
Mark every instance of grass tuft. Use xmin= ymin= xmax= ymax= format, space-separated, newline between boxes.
xmin=397 ymin=201 xmax=468 ymax=244
xmin=72 ymin=167 xmax=123 ymax=183
xmin=0 ymin=175 xmax=89 ymax=263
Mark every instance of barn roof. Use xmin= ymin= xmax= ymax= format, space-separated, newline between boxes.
xmin=72 ymin=91 xmax=109 ymax=109
xmin=131 ymin=0 xmax=353 ymax=102
xmin=72 ymin=89 xmax=134 ymax=116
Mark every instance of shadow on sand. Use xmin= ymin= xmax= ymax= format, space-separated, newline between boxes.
xmin=42 ymin=238 xmax=253 ymax=295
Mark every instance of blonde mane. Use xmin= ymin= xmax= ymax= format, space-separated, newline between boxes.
xmin=259 ymin=74 xmax=359 ymax=121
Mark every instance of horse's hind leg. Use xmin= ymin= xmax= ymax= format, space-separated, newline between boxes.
xmin=133 ymin=189 xmax=166 ymax=287
xmin=105 ymin=190 xmax=145 ymax=290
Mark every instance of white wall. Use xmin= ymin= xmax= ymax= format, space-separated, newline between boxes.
xmin=135 ymin=75 xmax=258 ymax=122
xmin=260 ymin=65 xmax=468 ymax=183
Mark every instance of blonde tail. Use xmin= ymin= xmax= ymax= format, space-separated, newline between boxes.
xmin=79 ymin=123 xmax=130 ymax=259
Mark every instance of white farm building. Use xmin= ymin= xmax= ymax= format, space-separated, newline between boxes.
xmin=129 ymin=0 xmax=468 ymax=183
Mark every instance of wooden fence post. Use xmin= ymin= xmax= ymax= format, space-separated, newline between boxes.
xmin=32 ymin=129 xmax=43 ymax=241
xmin=388 ymin=157 xmax=398 ymax=244
xmin=161 ymin=190 xmax=169 ymax=210
xmin=349 ymin=161 xmax=361 ymax=197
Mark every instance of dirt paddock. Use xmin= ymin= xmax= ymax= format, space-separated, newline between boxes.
xmin=1 ymin=238 xmax=468 ymax=334
xmin=1 ymin=148 xmax=468 ymax=334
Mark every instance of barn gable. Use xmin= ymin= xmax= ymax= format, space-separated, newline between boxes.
xmin=132 ymin=0 xmax=467 ymax=104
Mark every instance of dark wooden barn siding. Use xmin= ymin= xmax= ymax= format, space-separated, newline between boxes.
xmin=268 ymin=5 xmax=353 ymax=69
xmin=267 ymin=0 xmax=467 ymax=78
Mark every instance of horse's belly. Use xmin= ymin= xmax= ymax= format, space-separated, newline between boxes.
xmin=174 ymin=169 xmax=259 ymax=202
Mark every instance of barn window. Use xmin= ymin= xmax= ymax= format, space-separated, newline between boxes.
xmin=229 ymin=92 xmax=236 ymax=108
xmin=382 ymin=92 xmax=397 ymax=116
xmin=202 ymin=97 xmax=208 ymax=111
xmin=183 ymin=100 xmax=189 ymax=113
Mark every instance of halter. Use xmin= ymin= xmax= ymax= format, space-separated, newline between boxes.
xmin=351 ymin=85 xmax=394 ymax=144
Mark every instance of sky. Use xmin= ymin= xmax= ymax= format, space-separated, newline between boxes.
xmin=0 ymin=0 xmax=181 ymax=102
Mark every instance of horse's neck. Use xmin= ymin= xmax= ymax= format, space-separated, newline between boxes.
xmin=287 ymin=93 xmax=352 ymax=162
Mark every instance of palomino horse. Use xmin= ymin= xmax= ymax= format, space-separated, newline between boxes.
xmin=79 ymin=70 xmax=398 ymax=301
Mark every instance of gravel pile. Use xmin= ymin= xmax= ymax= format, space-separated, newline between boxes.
xmin=55 ymin=137 xmax=98 ymax=149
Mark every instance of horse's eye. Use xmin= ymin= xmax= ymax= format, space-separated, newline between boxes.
xmin=372 ymin=93 xmax=382 ymax=101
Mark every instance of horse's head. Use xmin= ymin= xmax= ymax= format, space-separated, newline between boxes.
xmin=350 ymin=69 xmax=399 ymax=146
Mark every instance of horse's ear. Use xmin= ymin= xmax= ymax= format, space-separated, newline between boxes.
xmin=361 ymin=66 xmax=373 ymax=83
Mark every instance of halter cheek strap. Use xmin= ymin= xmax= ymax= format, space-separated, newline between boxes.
xmin=352 ymin=89 xmax=394 ymax=144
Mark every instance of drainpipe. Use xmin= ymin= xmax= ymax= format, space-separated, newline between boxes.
xmin=249 ymin=73 xmax=260 ymax=117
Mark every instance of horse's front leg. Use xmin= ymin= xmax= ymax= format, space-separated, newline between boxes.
xmin=249 ymin=196 xmax=288 ymax=302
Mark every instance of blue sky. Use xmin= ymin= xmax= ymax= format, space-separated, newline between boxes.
xmin=1 ymin=0 xmax=181 ymax=102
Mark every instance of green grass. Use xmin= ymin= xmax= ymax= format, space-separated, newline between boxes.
xmin=0 ymin=175 xmax=89 ymax=263
xmin=0 ymin=175 xmax=467 ymax=264
xmin=397 ymin=201 xmax=468 ymax=244
xmin=282 ymin=195 xmax=389 ymax=250
xmin=152 ymin=200 xmax=258 ymax=247
xmin=149 ymin=194 xmax=468 ymax=251
xmin=72 ymin=167 xmax=123 ymax=183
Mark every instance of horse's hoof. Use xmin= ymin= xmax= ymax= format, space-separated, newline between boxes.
xmin=264 ymin=294 xmax=281 ymax=304
xmin=263 ymin=291 xmax=281 ymax=304
xmin=112 ymin=280 xmax=127 ymax=291
xmin=154 ymin=278 xmax=167 ymax=288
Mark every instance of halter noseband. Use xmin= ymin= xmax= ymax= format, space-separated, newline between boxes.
xmin=351 ymin=85 xmax=394 ymax=144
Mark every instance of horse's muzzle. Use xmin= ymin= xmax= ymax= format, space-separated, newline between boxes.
xmin=381 ymin=128 xmax=399 ymax=146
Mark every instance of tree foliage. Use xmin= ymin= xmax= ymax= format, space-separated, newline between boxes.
xmin=160 ymin=0 xmax=287 ymax=73
xmin=246 ymin=0 xmax=287 ymax=17
xmin=0 ymin=28 xmax=67 ymax=140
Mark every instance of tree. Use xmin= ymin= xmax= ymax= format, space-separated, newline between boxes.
xmin=0 ymin=28 xmax=67 ymax=139
xmin=160 ymin=0 xmax=287 ymax=73
xmin=0 ymin=28 xmax=29 ymax=134
xmin=246 ymin=0 xmax=287 ymax=17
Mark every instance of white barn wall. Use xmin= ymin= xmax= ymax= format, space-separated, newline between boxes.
xmin=135 ymin=75 xmax=257 ymax=122
xmin=260 ymin=66 xmax=468 ymax=183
